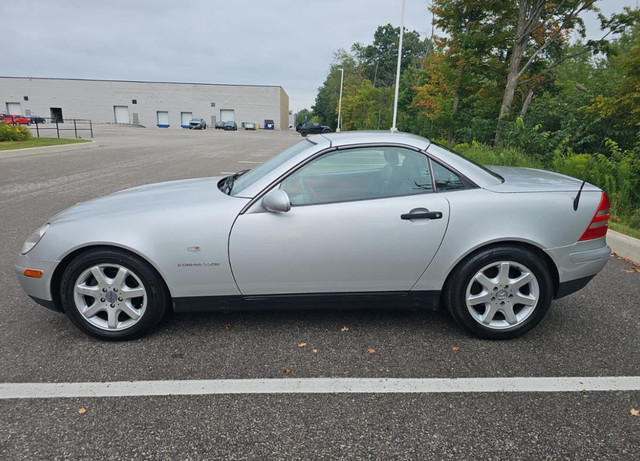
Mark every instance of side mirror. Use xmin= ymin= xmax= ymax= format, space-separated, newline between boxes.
xmin=262 ymin=189 xmax=291 ymax=213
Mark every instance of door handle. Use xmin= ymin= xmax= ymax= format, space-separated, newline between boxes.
xmin=401 ymin=211 xmax=443 ymax=220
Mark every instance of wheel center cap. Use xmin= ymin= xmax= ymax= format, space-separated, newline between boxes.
xmin=496 ymin=290 xmax=508 ymax=301
xmin=105 ymin=291 xmax=118 ymax=303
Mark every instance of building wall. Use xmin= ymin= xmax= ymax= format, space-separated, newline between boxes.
xmin=0 ymin=77 xmax=289 ymax=129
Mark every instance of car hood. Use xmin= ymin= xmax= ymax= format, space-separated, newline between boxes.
xmin=484 ymin=166 xmax=600 ymax=193
xmin=50 ymin=177 xmax=229 ymax=223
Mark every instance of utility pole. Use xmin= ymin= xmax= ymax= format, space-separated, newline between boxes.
xmin=391 ymin=0 xmax=406 ymax=132
xmin=337 ymin=68 xmax=344 ymax=132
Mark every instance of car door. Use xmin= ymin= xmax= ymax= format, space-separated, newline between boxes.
xmin=228 ymin=146 xmax=450 ymax=295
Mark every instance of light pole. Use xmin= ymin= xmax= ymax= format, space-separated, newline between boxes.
xmin=337 ymin=67 xmax=344 ymax=132
xmin=391 ymin=0 xmax=406 ymax=132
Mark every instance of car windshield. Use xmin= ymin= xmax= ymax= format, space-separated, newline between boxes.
xmin=230 ymin=139 xmax=315 ymax=196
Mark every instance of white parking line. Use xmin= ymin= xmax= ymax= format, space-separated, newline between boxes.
xmin=238 ymin=160 xmax=262 ymax=164
xmin=2 ymin=377 xmax=639 ymax=399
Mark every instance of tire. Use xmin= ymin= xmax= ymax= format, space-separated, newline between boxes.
xmin=300 ymin=129 xmax=308 ymax=137
xmin=322 ymin=128 xmax=331 ymax=133
xmin=443 ymin=246 xmax=553 ymax=340
xmin=59 ymin=248 xmax=169 ymax=340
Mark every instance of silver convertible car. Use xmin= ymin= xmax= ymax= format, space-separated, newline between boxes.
xmin=15 ymin=132 xmax=611 ymax=340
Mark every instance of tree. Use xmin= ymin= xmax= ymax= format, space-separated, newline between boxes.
xmin=584 ymin=24 xmax=640 ymax=151
xmin=352 ymin=24 xmax=432 ymax=88
xmin=429 ymin=0 xmax=512 ymax=143
xmin=340 ymin=79 xmax=394 ymax=130
xmin=294 ymin=109 xmax=313 ymax=126
xmin=494 ymin=0 xmax=599 ymax=145
xmin=312 ymin=50 xmax=357 ymax=129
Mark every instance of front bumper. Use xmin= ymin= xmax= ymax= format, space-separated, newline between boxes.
xmin=14 ymin=253 xmax=60 ymax=308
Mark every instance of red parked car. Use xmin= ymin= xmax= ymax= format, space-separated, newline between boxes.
xmin=1 ymin=114 xmax=30 ymax=125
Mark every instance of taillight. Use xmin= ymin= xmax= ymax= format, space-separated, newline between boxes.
xmin=579 ymin=192 xmax=610 ymax=241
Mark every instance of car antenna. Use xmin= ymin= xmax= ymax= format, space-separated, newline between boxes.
xmin=573 ymin=180 xmax=586 ymax=211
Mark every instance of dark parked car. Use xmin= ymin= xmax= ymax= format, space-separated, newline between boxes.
xmin=296 ymin=121 xmax=331 ymax=137
xmin=29 ymin=115 xmax=46 ymax=124
xmin=214 ymin=121 xmax=226 ymax=129
xmin=188 ymin=118 xmax=207 ymax=130
xmin=224 ymin=121 xmax=238 ymax=131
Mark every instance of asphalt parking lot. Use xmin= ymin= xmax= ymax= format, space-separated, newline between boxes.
xmin=1 ymin=125 xmax=639 ymax=460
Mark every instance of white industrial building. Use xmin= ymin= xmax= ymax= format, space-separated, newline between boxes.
xmin=0 ymin=77 xmax=289 ymax=129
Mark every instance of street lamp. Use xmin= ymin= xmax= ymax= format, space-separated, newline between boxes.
xmin=391 ymin=0 xmax=406 ymax=132
xmin=337 ymin=67 xmax=344 ymax=132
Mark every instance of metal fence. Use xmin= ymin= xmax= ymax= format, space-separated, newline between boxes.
xmin=28 ymin=118 xmax=93 ymax=139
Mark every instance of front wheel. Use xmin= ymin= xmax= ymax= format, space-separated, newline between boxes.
xmin=443 ymin=246 xmax=553 ymax=339
xmin=59 ymin=248 xmax=169 ymax=340
xmin=300 ymin=129 xmax=308 ymax=137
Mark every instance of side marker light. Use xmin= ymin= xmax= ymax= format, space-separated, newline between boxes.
xmin=24 ymin=269 xmax=43 ymax=278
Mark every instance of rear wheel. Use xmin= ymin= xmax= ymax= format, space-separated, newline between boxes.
xmin=443 ymin=246 xmax=552 ymax=339
xmin=59 ymin=249 xmax=169 ymax=340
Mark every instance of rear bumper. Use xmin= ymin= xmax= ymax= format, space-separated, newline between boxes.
xmin=545 ymin=238 xmax=610 ymax=296
xmin=555 ymin=275 xmax=595 ymax=299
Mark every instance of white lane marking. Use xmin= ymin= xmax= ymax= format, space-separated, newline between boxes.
xmin=238 ymin=160 xmax=262 ymax=164
xmin=1 ymin=377 xmax=640 ymax=399
xmin=220 ymin=171 xmax=236 ymax=175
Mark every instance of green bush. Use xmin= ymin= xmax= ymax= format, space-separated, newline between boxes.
xmin=454 ymin=140 xmax=640 ymax=232
xmin=0 ymin=123 xmax=32 ymax=142
xmin=454 ymin=140 xmax=542 ymax=168
xmin=552 ymin=140 xmax=640 ymax=224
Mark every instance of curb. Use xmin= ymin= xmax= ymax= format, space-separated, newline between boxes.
xmin=608 ymin=230 xmax=640 ymax=265
xmin=0 ymin=140 xmax=97 ymax=159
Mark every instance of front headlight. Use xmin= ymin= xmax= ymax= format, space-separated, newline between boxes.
xmin=21 ymin=223 xmax=50 ymax=255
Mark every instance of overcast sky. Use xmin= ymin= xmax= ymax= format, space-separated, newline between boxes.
xmin=1 ymin=0 xmax=637 ymax=112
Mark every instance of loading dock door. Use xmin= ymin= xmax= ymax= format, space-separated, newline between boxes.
xmin=157 ymin=111 xmax=169 ymax=128
xmin=114 ymin=106 xmax=130 ymax=124
xmin=6 ymin=102 xmax=21 ymax=115
xmin=181 ymin=112 xmax=192 ymax=128
xmin=220 ymin=109 xmax=234 ymax=122
xmin=50 ymin=108 xmax=63 ymax=123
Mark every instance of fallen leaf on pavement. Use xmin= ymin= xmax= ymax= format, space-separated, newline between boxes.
xmin=341 ymin=326 xmax=350 ymax=332
xmin=225 ymin=324 xmax=232 ymax=330
xmin=452 ymin=346 xmax=459 ymax=351
xmin=631 ymin=408 xmax=640 ymax=417
xmin=368 ymin=348 xmax=376 ymax=354
xmin=298 ymin=342 xmax=307 ymax=348
xmin=281 ymin=368 xmax=292 ymax=374
xmin=312 ymin=348 xmax=318 ymax=354
xmin=78 ymin=408 xmax=86 ymax=415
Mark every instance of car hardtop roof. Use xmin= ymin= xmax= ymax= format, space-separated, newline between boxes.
xmin=318 ymin=130 xmax=431 ymax=150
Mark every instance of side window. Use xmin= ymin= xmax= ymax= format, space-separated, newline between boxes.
xmin=281 ymin=147 xmax=432 ymax=206
xmin=432 ymin=161 xmax=464 ymax=191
